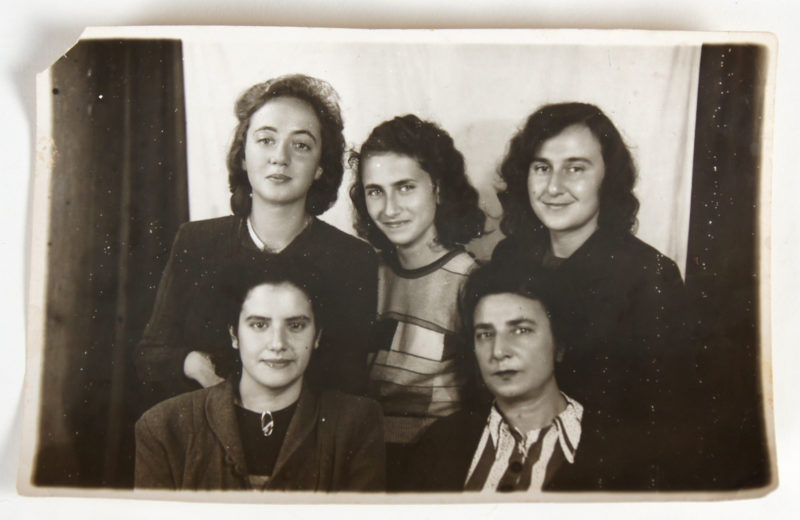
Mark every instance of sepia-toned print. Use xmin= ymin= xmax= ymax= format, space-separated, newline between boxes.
xmin=20 ymin=26 xmax=775 ymax=502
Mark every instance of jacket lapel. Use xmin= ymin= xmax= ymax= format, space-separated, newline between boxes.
xmin=206 ymin=381 xmax=249 ymax=481
xmin=270 ymin=384 xmax=318 ymax=481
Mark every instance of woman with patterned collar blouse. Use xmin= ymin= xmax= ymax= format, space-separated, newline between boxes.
xmin=490 ymin=102 xmax=693 ymax=490
xmin=135 ymin=75 xmax=377 ymax=409
xmin=404 ymin=262 xmax=600 ymax=492
xmin=135 ymin=260 xmax=385 ymax=491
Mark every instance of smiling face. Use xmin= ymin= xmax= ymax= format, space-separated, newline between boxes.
xmin=243 ymin=96 xmax=323 ymax=209
xmin=527 ymin=124 xmax=605 ymax=250
xmin=232 ymin=282 xmax=319 ymax=400
xmin=362 ymin=153 xmax=439 ymax=252
xmin=473 ymin=293 xmax=559 ymax=408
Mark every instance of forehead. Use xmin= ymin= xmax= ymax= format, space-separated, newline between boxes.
xmin=240 ymin=282 xmax=313 ymax=318
xmin=362 ymin=153 xmax=433 ymax=186
xmin=249 ymin=96 xmax=321 ymax=135
xmin=535 ymin=124 xmax=602 ymax=159
xmin=474 ymin=292 xmax=549 ymax=324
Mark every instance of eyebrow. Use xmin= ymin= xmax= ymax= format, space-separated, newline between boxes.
xmin=507 ymin=318 xmax=536 ymax=325
xmin=252 ymin=126 xmax=318 ymax=143
xmin=364 ymin=179 xmax=417 ymax=190
xmin=532 ymin=156 xmax=593 ymax=164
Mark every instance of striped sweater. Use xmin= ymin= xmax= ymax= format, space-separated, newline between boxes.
xmin=367 ymin=249 xmax=477 ymax=444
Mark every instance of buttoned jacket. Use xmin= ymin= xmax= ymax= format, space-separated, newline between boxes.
xmin=135 ymin=381 xmax=386 ymax=491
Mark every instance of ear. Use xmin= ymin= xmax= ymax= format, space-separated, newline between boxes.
xmin=314 ymin=166 xmax=323 ymax=180
xmin=229 ymin=326 xmax=239 ymax=350
xmin=434 ymin=184 xmax=441 ymax=204
xmin=555 ymin=343 xmax=565 ymax=363
xmin=313 ymin=328 xmax=323 ymax=350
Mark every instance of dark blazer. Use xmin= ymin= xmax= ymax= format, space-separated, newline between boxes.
xmin=134 ymin=216 xmax=378 ymax=408
xmin=403 ymin=405 xmax=607 ymax=492
xmin=134 ymin=381 xmax=386 ymax=491
xmin=492 ymin=230 xmax=695 ymax=489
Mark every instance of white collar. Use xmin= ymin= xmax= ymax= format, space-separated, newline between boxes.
xmin=487 ymin=393 xmax=583 ymax=464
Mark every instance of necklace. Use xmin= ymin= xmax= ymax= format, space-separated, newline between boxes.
xmin=260 ymin=410 xmax=274 ymax=437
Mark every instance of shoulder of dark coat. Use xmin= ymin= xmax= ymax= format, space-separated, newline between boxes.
xmin=310 ymin=219 xmax=377 ymax=258
xmin=317 ymin=389 xmax=382 ymax=419
xmin=176 ymin=215 xmax=239 ymax=242
xmin=614 ymin=234 xmax=682 ymax=278
xmin=136 ymin=385 xmax=214 ymax=429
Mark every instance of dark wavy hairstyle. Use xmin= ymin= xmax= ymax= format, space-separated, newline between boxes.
xmin=227 ymin=74 xmax=346 ymax=217
xmin=498 ymin=102 xmax=639 ymax=239
xmin=349 ymin=114 xmax=485 ymax=252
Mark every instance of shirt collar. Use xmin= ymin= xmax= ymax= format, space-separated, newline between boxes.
xmin=486 ymin=393 xmax=584 ymax=464
xmin=246 ymin=216 xmax=266 ymax=251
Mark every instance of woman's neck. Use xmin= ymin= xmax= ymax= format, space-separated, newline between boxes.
xmin=394 ymin=226 xmax=450 ymax=270
xmin=249 ymin=200 xmax=310 ymax=253
xmin=496 ymin=379 xmax=567 ymax=433
xmin=238 ymin=375 xmax=302 ymax=413
xmin=548 ymin=221 xmax=598 ymax=259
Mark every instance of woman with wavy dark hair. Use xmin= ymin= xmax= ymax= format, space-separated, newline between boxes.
xmin=491 ymin=102 xmax=692 ymax=490
xmin=349 ymin=114 xmax=485 ymax=488
xmin=136 ymin=75 xmax=377 ymax=408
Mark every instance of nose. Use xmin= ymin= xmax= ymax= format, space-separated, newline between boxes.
xmin=546 ymin=170 xmax=565 ymax=195
xmin=267 ymin=324 xmax=287 ymax=352
xmin=268 ymin=140 xmax=289 ymax=165
xmin=383 ymin=190 xmax=401 ymax=218
xmin=489 ymin=335 xmax=511 ymax=361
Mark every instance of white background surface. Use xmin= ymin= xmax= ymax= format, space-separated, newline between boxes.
xmin=2 ymin=1 xmax=798 ymax=518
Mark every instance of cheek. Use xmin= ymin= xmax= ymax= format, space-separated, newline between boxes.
xmin=364 ymin=196 xmax=383 ymax=220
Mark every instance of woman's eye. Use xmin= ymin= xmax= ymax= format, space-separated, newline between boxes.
xmin=251 ymin=320 xmax=268 ymax=330
xmin=398 ymin=183 xmax=415 ymax=193
xmin=293 ymin=141 xmax=312 ymax=152
xmin=567 ymin=165 xmax=585 ymax=174
xmin=288 ymin=321 xmax=307 ymax=332
xmin=475 ymin=331 xmax=494 ymax=340
xmin=256 ymin=136 xmax=275 ymax=146
xmin=512 ymin=327 xmax=533 ymax=335
xmin=365 ymin=188 xmax=382 ymax=198
xmin=531 ymin=164 xmax=550 ymax=174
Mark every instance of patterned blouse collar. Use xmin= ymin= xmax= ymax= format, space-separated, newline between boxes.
xmin=486 ymin=393 xmax=583 ymax=464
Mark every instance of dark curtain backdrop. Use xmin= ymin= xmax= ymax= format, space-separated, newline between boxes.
xmin=33 ymin=39 xmax=188 ymax=488
xmin=686 ymin=44 xmax=770 ymax=489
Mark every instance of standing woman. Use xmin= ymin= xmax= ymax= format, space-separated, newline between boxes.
xmin=492 ymin=102 xmax=692 ymax=489
xmin=350 ymin=115 xmax=485 ymax=488
xmin=136 ymin=75 xmax=377 ymax=408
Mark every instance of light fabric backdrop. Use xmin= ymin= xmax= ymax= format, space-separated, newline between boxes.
xmin=182 ymin=32 xmax=699 ymax=274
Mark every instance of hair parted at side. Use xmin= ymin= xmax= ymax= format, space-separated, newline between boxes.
xmin=349 ymin=114 xmax=486 ymax=252
xmin=497 ymin=102 xmax=640 ymax=239
xmin=227 ymin=74 xmax=346 ymax=217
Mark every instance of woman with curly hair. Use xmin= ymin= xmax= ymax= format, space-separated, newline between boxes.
xmin=136 ymin=75 xmax=377 ymax=407
xmin=350 ymin=114 xmax=485 ymax=488
xmin=492 ymin=102 xmax=692 ymax=490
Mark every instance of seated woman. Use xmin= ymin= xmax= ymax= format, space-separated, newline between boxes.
xmin=135 ymin=74 xmax=377 ymax=409
xmin=349 ymin=115 xmax=486 ymax=488
xmin=491 ymin=102 xmax=692 ymax=489
xmin=404 ymin=262 xmax=599 ymax=492
xmin=134 ymin=259 xmax=385 ymax=491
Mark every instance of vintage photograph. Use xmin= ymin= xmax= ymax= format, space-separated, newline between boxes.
xmin=20 ymin=26 xmax=775 ymax=501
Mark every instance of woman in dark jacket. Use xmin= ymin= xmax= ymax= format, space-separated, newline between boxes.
xmin=491 ymin=102 xmax=696 ymax=490
xmin=135 ymin=259 xmax=385 ymax=491
xmin=135 ymin=75 xmax=377 ymax=409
